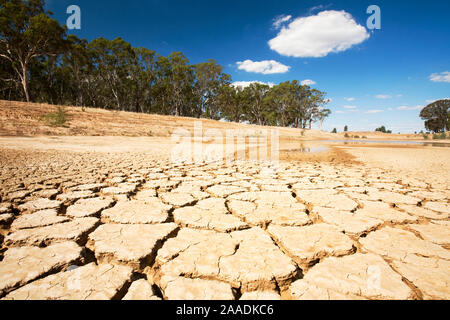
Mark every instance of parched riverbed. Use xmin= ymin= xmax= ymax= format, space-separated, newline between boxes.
xmin=0 ymin=137 xmax=449 ymax=300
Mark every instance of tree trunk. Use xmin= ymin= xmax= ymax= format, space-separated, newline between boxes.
xmin=21 ymin=64 xmax=30 ymax=102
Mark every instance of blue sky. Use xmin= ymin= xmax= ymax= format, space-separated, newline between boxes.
xmin=46 ymin=0 xmax=450 ymax=133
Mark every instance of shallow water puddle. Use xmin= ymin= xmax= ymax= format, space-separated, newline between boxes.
xmin=282 ymin=146 xmax=330 ymax=153
xmin=329 ymin=140 xmax=450 ymax=147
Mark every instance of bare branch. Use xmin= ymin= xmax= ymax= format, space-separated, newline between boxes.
xmin=0 ymin=53 xmax=13 ymax=62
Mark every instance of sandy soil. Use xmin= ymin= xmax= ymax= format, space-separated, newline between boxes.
xmin=341 ymin=145 xmax=450 ymax=189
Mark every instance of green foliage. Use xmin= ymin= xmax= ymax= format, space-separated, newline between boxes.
xmin=194 ymin=59 xmax=230 ymax=119
xmin=0 ymin=0 xmax=331 ymax=130
xmin=344 ymin=125 xmax=348 ymax=132
xmin=375 ymin=126 xmax=393 ymax=134
xmin=432 ymin=132 xmax=447 ymax=140
xmin=362 ymin=136 xmax=367 ymax=139
xmin=354 ymin=135 xmax=360 ymax=138
xmin=40 ymin=106 xmax=68 ymax=126
xmin=217 ymin=85 xmax=247 ymax=123
xmin=0 ymin=0 xmax=68 ymax=101
xmin=375 ymin=126 xmax=386 ymax=133
xmin=331 ymin=128 xmax=337 ymax=133
xmin=420 ymin=99 xmax=450 ymax=133
xmin=344 ymin=133 xmax=349 ymax=138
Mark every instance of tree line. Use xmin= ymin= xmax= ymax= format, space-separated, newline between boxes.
xmin=0 ymin=0 xmax=331 ymax=128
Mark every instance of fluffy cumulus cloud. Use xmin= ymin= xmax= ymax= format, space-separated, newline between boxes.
xmin=301 ymin=79 xmax=316 ymax=86
xmin=273 ymin=15 xmax=292 ymax=29
xmin=236 ymin=60 xmax=290 ymax=75
xmin=231 ymin=81 xmax=275 ymax=88
xmin=429 ymin=71 xmax=450 ymax=83
xmin=268 ymin=10 xmax=370 ymax=58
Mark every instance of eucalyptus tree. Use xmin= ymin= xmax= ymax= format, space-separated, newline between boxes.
xmin=420 ymin=99 xmax=450 ymax=133
xmin=88 ymin=37 xmax=136 ymax=110
xmin=154 ymin=52 xmax=196 ymax=116
xmin=194 ymin=59 xmax=231 ymax=119
xmin=129 ymin=47 xmax=157 ymax=113
xmin=244 ymin=83 xmax=270 ymax=126
xmin=0 ymin=51 xmax=20 ymax=100
xmin=306 ymin=88 xmax=327 ymax=129
xmin=0 ymin=0 xmax=67 ymax=102
xmin=217 ymin=85 xmax=247 ymax=123
xmin=30 ymin=54 xmax=67 ymax=104
xmin=315 ymin=108 xmax=332 ymax=130
xmin=61 ymin=35 xmax=91 ymax=107
xmin=0 ymin=0 xmax=336 ymax=132
xmin=287 ymin=81 xmax=309 ymax=128
xmin=264 ymin=81 xmax=293 ymax=127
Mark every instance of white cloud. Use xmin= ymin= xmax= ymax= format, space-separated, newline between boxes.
xmin=301 ymin=79 xmax=316 ymax=86
xmin=344 ymin=97 xmax=355 ymax=101
xmin=365 ymin=109 xmax=384 ymax=114
xmin=387 ymin=108 xmax=393 ymax=111
xmin=236 ymin=60 xmax=290 ymax=75
xmin=375 ymin=94 xmax=392 ymax=99
xmin=343 ymin=105 xmax=357 ymax=109
xmin=272 ymin=15 xmax=292 ymax=29
xmin=397 ymin=105 xmax=423 ymax=111
xmin=335 ymin=110 xmax=345 ymax=114
xmin=232 ymin=81 xmax=275 ymax=88
xmin=429 ymin=71 xmax=450 ymax=83
xmin=425 ymin=98 xmax=450 ymax=104
xmin=268 ymin=10 xmax=370 ymax=58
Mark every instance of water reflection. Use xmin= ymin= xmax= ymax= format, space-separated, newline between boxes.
xmin=283 ymin=145 xmax=329 ymax=153
xmin=281 ymin=140 xmax=449 ymax=154
xmin=330 ymin=140 xmax=450 ymax=147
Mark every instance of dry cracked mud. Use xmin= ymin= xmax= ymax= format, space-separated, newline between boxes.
xmin=0 ymin=146 xmax=449 ymax=300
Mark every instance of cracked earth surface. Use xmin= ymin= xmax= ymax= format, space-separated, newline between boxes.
xmin=0 ymin=147 xmax=449 ymax=300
